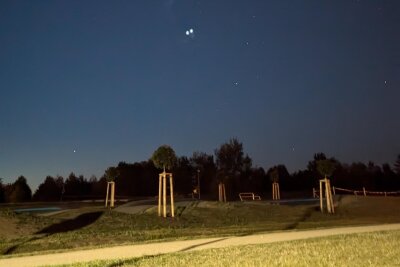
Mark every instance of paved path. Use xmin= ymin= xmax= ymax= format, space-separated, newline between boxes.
xmin=1 ymin=223 xmax=400 ymax=267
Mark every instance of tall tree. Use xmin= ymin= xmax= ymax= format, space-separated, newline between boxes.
xmin=33 ymin=176 xmax=63 ymax=201
xmin=215 ymin=138 xmax=244 ymax=180
xmin=215 ymin=138 xmax=246 ymax=198
xmin=190 ymin=152 xmax=217 ymax=196
xmin=9 ymin=176 xmax=32 ymax=202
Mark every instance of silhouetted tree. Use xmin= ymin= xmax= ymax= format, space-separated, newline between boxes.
xmin=64 ymin=173 xmax=81 ymax=197
xmin=0 ymin=178 xmax=5 ymax=203
xmin=174 ymin=156 xmax=193 ymax=195
xmin=215 ymin=138 xmax=246 ymax=199
xmin=33 ymin=176 xmax=63 ymax=201
xmin=190 ymin=152 xmax=217 ymax=197
xmin=9 ymin=176 xmax=32 ymax=202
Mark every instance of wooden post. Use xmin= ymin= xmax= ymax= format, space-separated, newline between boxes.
xmin=218 ymin=183 xmax=222 ymax=202
xmin=328 ymin=179 xmax=334 ymax=213
xmin=363 ymin=187 xmax=366 ymax=197
xmin=105 ymin=181 xmax=115 ymax=208
xmin=170 ymin=174 xmax=174 ymax=218
xmin=158 ymin=174 xmax=162 ymax=216
xmin=218 ymin=182 xmax=226 ymax=202
xmin=157 ymin=172 xmax=175 ymax=218
xmin=222 ymin=183 xmax=226 ymax=202
xmin=272 ymin=182 xmax=280 ymax=200
xmin=319 ymin=178 xmax=334 ymax=214
xmin=110 ymin=182 xmax=115 ymax=208
xmin=163 ymin=173 xmax=167 ymax=217
xmin=319 ymin=180 xmax=323 ymax=212
xmin=384 ymin=192 xmax=387 ymax=197
xmin=332 ymin=186 xmax=336 ymax=196
xmin=105 ymin=182 xmax=110 ymax=207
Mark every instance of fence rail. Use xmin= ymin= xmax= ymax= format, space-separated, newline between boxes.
xmin=313 ymin=186 xmax=400 ymax=198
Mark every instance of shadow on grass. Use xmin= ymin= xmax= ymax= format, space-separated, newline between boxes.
xmin=284 ymin=206 xmax=320 ymax=230
xmin=36 ymin=211 xmax=103 ymax=234
xmin=2 ymin=211 xmax=103 ymax=255
xmin=179 ymin=238 xmax=228 ymax=252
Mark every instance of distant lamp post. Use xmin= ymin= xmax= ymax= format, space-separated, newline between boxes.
xmin=197 ymin=169 xmax=201 ymax=200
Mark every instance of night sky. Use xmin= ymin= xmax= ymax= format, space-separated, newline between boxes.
xmin=1 ymin=1 xmax=399 ymax=190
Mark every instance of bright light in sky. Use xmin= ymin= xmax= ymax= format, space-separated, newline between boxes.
xmin=186 ymin=28 xmax=194 ymax=36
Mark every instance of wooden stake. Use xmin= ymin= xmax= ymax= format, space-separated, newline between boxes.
xmin=325 ymin=178 xmax=331 ymax=213
xmin=218 ymin=182 xmax=226 ymax=202
xmin=319 ymin=180 xmax=323 ymax=212
xmin=110 ymin=182 xmax=115 ymax=208
xmin=105 ymin=182 xmax=110 ymax=208
xmin=363 ymin=187 xmax=366 ymax=197
xmin=158 ymin=174 xmax=162 ymax=216
xmin=170 ymin=174 xmax=174 ymax=218
xmin=328 ymin=180 xmax=334 ymax=213
xmin=319 ymin=178 xmax=334 ymax=214
xmin=163 ymin=173 xmax=167 ymax=217
xmin=157 ymin=172 xmax=175 ymax=218
xmin=223 ymin=183 xmax=226 ymax=202
xmin=105 ymin=182 xmax=115 ymax=208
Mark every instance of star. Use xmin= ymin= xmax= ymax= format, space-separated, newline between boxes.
xmin=234 ymin=82 xmax=239 ymax=86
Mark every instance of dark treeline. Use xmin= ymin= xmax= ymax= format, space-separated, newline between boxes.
xmin=1 ymin=139 xmax=400 ymax=203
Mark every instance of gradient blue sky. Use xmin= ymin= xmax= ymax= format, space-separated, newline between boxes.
xmin=1 ymin=0 xmax=399 ymax=190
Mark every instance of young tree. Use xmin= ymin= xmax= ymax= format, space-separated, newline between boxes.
xmin=151 ymin=145 xmax=177 ymax=172
xmin=105 ymin=167 xmax=119 ymax=182
xmin=316 ymin=160 xmax=336 ymax=179
xmin=269 ymin=167 xmax=280 ymax=183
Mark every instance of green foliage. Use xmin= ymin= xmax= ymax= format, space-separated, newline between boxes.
xmin=316 ymin=159 xmax=336 ymax=178
xmin=151 ymin=145 xmax=177 ymax=172
xmin=105 ymin=167 xmax=119 ymax=182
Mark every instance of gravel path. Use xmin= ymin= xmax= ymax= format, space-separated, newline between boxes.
xmin=1 ymin=223 xmax=400 ymax=267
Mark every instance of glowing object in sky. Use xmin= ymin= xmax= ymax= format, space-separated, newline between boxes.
xmin=186 ymin=28 xmax=194 ymax=36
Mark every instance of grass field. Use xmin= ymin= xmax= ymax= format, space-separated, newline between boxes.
xmin=57 ymin=230 xmax=400 ymax=267
xmin=1 ymin=195 xmax=399 ymax=257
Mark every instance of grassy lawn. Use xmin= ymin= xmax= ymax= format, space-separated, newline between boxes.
xmin=1 ymin=196 xmax=399 ymax=257
xmin=57 ymin=230 xmax=400 ymax=267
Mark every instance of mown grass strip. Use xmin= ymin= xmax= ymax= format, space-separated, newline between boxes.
xmin=59 ymin=230 xmax=400 ymax=267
